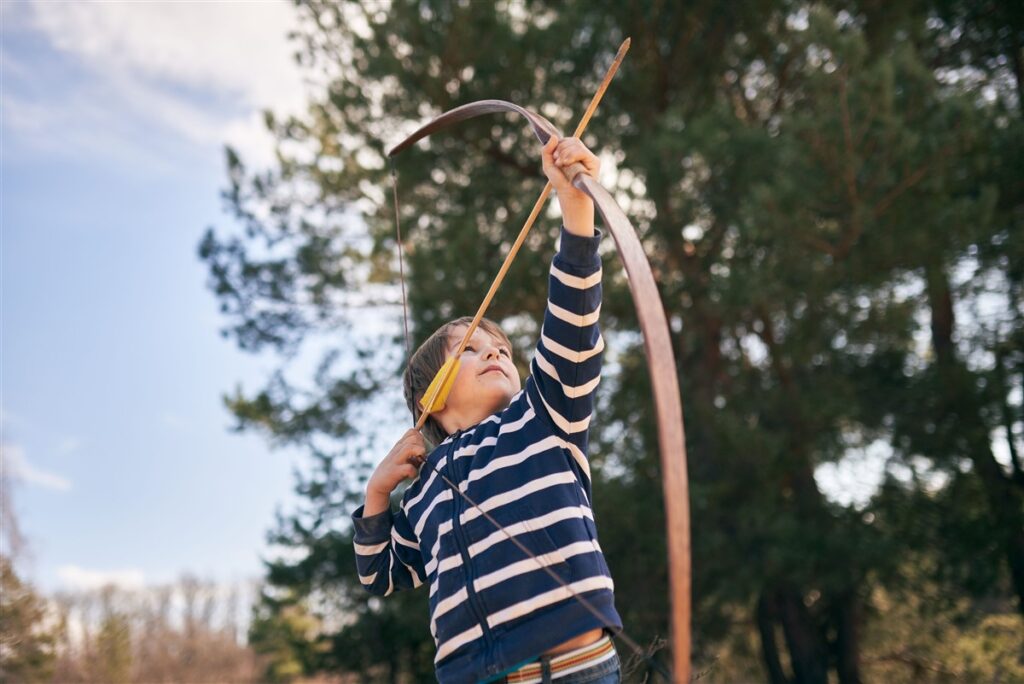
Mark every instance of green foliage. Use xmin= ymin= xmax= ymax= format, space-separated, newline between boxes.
xmin=95 ymin=611 xmax=132 ymax=684
xmin=0 ymin=556 xmax=55 ymax=683
xmin=249 ymin=594 xmax=324 ymax=682
xmin=201 ymin=1 xmax=1024 ymax=681
xmin=860 ymin=567 xmax=1024 ymax=682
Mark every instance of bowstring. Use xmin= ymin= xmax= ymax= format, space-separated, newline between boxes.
xmin=390 ymin=157 xmax=412 ymax=360
xmin=389 ymin=154 xmax=673 ymax=683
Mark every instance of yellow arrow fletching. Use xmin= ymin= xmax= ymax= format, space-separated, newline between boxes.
xmin=419 ymin=356 xmax=460 ymax=414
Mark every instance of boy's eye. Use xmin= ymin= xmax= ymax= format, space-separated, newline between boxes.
xmin=463 ymin=344 xmax=509 ymax=356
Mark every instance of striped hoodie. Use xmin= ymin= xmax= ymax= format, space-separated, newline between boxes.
xmin=352 ymin=226 xmax=621 ymax=683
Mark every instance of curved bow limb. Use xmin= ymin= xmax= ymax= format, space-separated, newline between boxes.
xmin=389 ymin=99 xmax=560 ymax=157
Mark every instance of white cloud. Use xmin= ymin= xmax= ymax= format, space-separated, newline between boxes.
xmin=57 ymin=564 xmax=146 ymax=591
xmin=6 ymin=1 xmax=313 ymax=167
xmin=29 ymin=1 xmax=307 ymax=109
xmin=2 ymin=443 xmax=72 ymax=492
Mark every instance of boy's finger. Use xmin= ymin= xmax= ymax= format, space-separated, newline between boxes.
xmin=555 ymin=147 xmax=580 ymax=163
xmin=556 ymin=137 xmax=582 ymax=153
xmin=544 ymin=140 xmax=559 ymax=164
xmin=558 ymin=140 xmax=597 ymax=166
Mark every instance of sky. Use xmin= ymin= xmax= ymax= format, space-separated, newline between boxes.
xmin=1 ymin=0 xmax=326 ymax=594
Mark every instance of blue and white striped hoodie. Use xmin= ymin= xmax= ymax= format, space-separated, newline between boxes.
xmin=352 ymin=226 xmax=621 ymax=683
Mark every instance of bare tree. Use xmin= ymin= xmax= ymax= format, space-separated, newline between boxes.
xmin=48 ymin=576 xmax=262 ymax=683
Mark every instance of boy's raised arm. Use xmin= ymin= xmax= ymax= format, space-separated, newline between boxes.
xmin=526 ymin=227 xmax=603 ymax=445
xmin=526 ymin=138 xmax=604 ymax=453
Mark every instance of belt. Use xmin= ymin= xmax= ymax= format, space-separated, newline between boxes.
xmin=504 ymin=634 xmax=615 ymax=683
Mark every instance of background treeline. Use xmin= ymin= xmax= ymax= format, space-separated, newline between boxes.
xmin=1 ymin=552 xmax=264 ymax=682
xmin=43 ymin=576 xmax=259 ymax=683
xmin=198 ymin=1 xmax=1024 ymax=682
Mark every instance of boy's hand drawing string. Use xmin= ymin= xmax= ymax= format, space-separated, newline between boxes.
xmin=388 ymin=39 xmax=693 ymax=682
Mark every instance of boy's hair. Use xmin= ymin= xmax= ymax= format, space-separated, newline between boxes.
xmin=403 ymin=316 xmax=513 ymax=447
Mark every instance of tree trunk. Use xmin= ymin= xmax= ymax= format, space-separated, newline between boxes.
xmin=776 ymin=588 xmax=828 ymax=684
xmin=1007 ymin=16 xmax=1024 ymax=118
xmin=994 ymin=348 xmax=1024 ymax=487
xmin=927 ymin=264 xmax=1024 ymax=616
xmin=757 ymin=314 xmax=842 ymax=683
xmin=757 ymin=593 xmax=791 ymax=684
xmin=832 ymin=591 xmax=862 ymax=684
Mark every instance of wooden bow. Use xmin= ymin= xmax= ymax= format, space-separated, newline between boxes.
xmin=388 ymin=62 xmax=691 ymax=684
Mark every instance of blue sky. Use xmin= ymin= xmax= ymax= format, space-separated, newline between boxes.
xmin=1 ymin=1 xmax=325 ymax=593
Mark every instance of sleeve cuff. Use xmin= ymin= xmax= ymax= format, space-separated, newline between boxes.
xmin=556 ymin=225 xmax=602 ymax=269
xmin=352 ymin=504 xmax=393 ymax=543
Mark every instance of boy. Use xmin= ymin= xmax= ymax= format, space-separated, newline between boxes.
xmin=352 ymin=135 xmax=622 ymax=683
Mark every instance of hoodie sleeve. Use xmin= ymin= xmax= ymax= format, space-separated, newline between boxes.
xmin=525 ymin=225 xmax=603 ymax=458
xmin=351 ymin=502 xmax=425 ymax=596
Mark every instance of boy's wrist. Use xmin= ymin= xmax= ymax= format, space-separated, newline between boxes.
xmin=363 ymin=486 xmax=392 ymax=517
xmin=559 ymin=198 xmax=595 ymax=237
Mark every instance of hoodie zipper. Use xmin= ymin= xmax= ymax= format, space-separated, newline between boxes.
xmin=444 ymin=430 xmax=496 ymax=666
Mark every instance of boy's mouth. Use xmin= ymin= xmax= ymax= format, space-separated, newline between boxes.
xmin=481 ymin=364 xmax=505 ymax=377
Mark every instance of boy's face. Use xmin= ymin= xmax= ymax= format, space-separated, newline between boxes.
xmin=437 ymin=324 xmax=522 ymax=429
